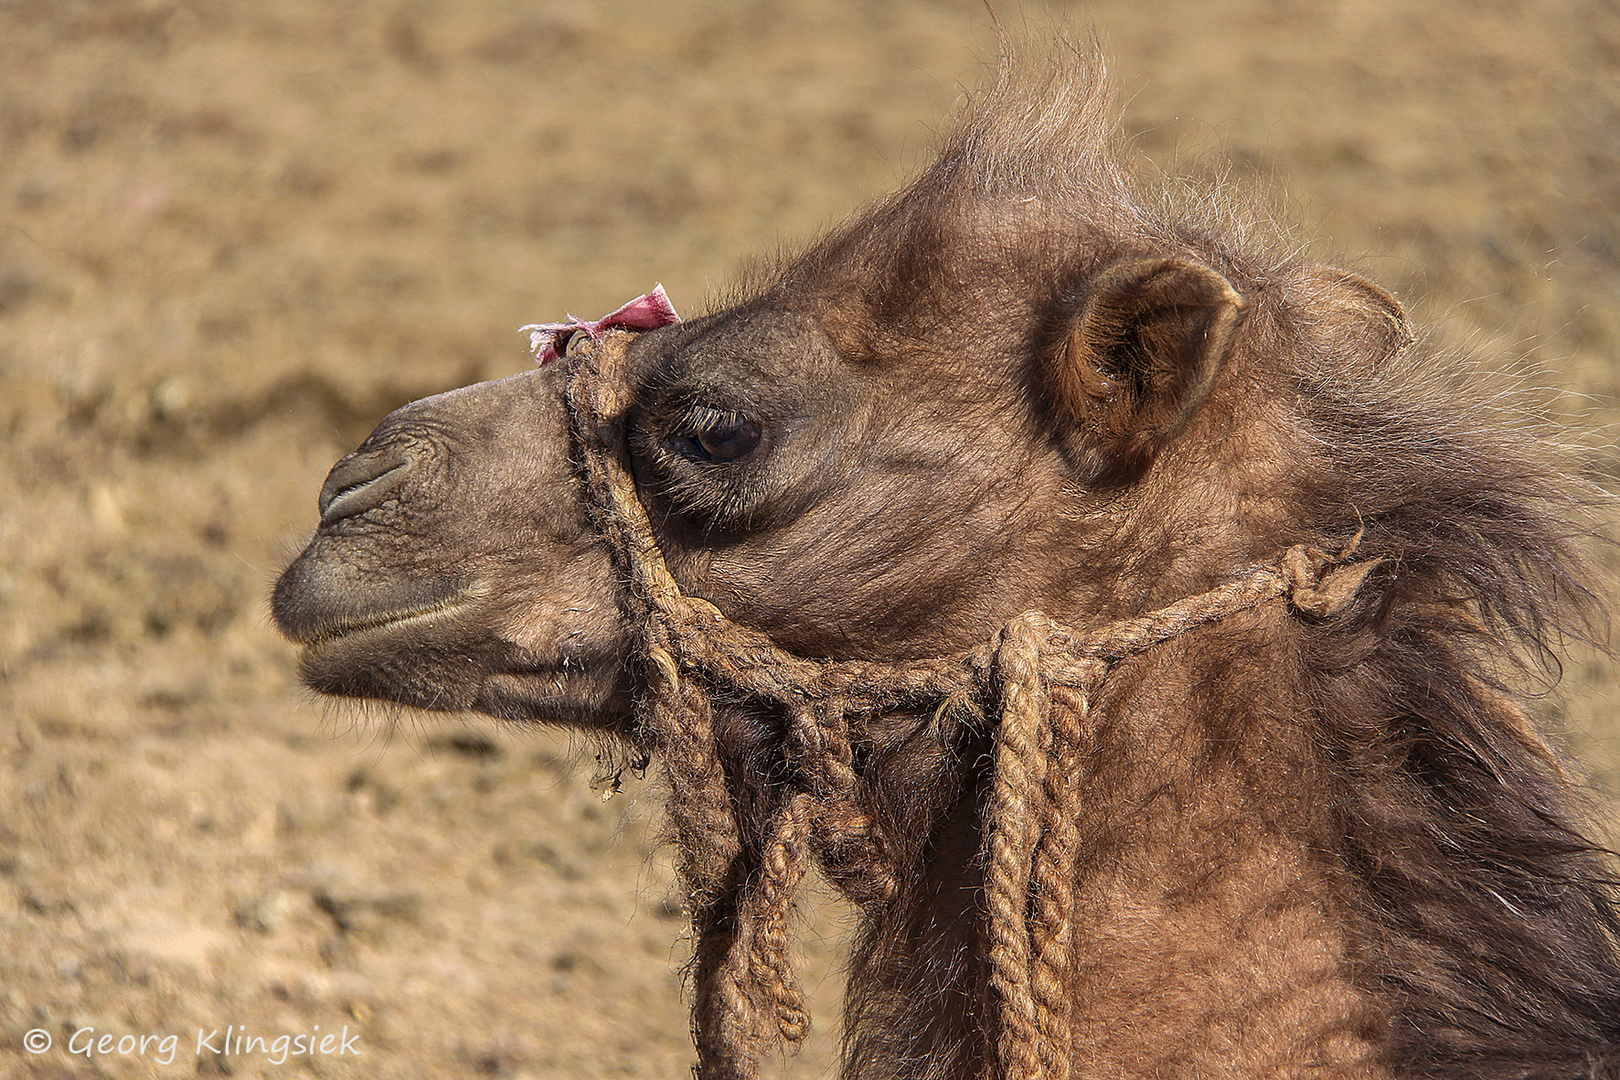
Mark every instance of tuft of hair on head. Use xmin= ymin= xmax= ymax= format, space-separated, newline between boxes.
xmin=930 ymin=29 xmax=1129 ymax=203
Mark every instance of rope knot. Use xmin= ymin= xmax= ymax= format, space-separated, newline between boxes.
xmin=1278 ymin=530 xmax=1385 ymax=618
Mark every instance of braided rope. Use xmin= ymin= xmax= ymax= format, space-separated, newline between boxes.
xmin=1028 ymin=681 xmax=1092 ymax=1080
xmin=563 ymin=331 xmax=1381 ymax=1080
xmin=986 ymin=613 xmax=1053 ymax=1078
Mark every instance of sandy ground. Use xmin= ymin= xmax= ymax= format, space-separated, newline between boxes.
xmin=3 ymin=2 xmax=1618 ymax=1077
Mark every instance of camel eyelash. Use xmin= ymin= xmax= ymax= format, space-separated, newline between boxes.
xmin=625 ymin=408 xmax=767 ymax=525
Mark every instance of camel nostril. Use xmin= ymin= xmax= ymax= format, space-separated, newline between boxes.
xmin=318 ymin=449 xmax=412 ymax=526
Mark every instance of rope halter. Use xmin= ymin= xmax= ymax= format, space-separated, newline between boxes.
xmin=551 ymin=319 xmax=1381 ymax=1080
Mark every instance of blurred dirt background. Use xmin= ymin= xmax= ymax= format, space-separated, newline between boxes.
xmin=2 ymin=1 xmax=1618 ymax=1077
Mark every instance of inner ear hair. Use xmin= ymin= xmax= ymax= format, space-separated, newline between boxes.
xmin=1052 ymin=255 xmax=1246 ymax=465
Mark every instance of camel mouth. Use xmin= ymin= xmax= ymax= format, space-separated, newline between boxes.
xmin=289 ymin=591 xmax=477 ymax=650
xmin=288 ymin=586 xmax=634 ymax=724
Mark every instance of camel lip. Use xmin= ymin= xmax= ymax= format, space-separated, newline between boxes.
xmin=288 ymin=589 xmax=479 ymax=649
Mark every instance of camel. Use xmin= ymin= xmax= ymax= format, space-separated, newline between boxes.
xmin=272 ymin=48 xmax=1620 ymax=1080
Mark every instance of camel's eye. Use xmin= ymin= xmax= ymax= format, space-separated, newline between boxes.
xmin=677 ymin=407 xmax=762 ymax=463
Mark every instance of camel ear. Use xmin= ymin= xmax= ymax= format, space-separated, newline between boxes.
xmin=1049 ymin=256 xmax=1246 ymax=470
xmin=1294 ymin=266 xmax=1412 ymax=369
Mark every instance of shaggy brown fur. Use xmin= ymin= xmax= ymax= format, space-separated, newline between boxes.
xmin=273 ymin=45 xmax=1620 ymax=1080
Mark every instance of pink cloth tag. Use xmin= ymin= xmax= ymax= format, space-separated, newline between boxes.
xmin=523 ymin=284 xmax=681 ymax=364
